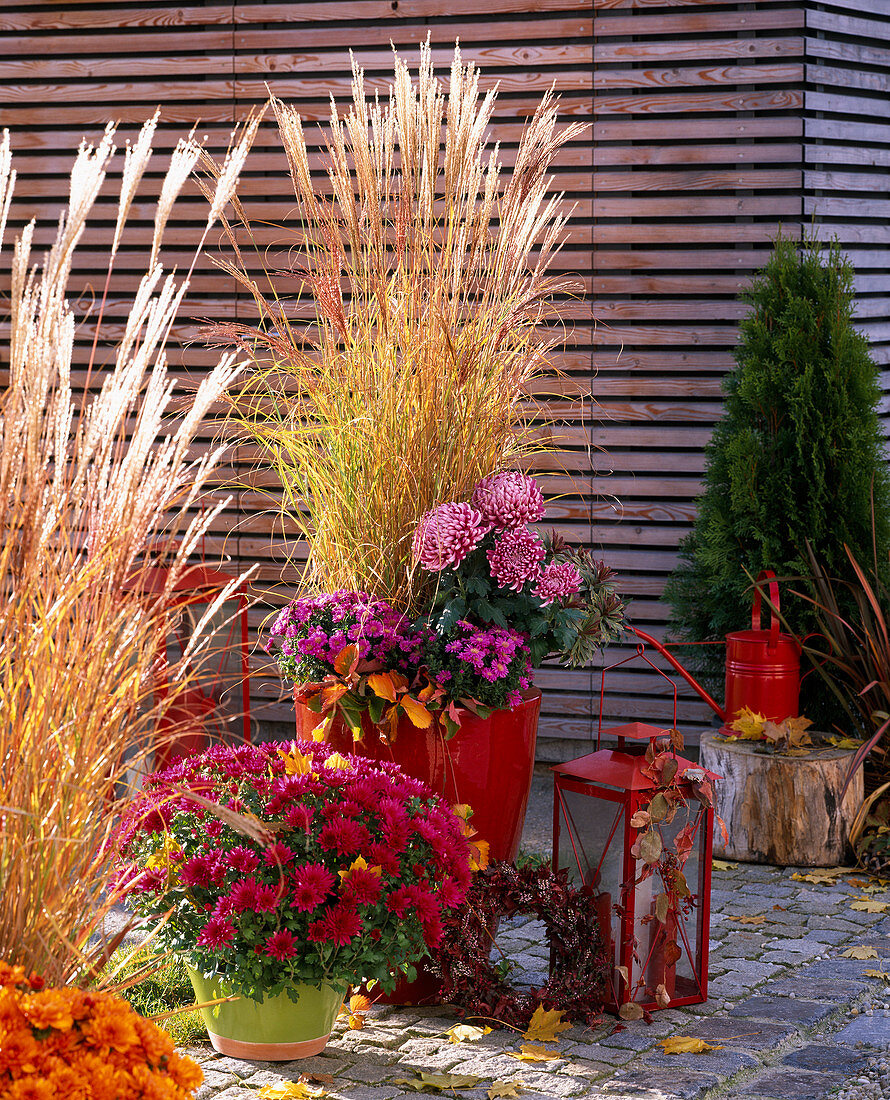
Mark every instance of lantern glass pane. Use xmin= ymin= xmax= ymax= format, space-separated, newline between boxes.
xmin=556 ymin=784 xmax=625 ymax=975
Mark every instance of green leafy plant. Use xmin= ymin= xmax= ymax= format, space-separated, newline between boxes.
xmin=209 ymin=43 xmax=587 ymax=612
xmin=664 ymin=236 xmax=890 ymax=725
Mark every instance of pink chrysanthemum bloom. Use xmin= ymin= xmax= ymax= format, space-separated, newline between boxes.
xmin=532 ymin=560 xmax=583 ymax=606
xmin=487 ymin=527 xmax=546 ymax=591
xmin=472 ymin=472 xmax=545 ymax=530
xmin=412 ymin=502 xmax=489 ymax=571
xmin=292 ymin=863 xmax=335 ymax=912
xmin=263 ymin=929 xmax=298 ymax=960
xmin=197 ymin=916 xmax=236 ymax=949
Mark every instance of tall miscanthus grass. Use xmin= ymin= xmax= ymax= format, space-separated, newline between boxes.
xmin=0 ymin=113 xmax=260 ymax=984
xmin=209 ymin=43 xmax=587 ymax=610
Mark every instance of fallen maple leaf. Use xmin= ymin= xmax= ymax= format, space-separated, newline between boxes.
xmin=393 ymin=1072 xmax=484 ymax=1093
xmin=729 ymin=706 xmax=767 ymax=739
xmin=658 ymin=1036 xmax=724 ymax=1055
xmin=864 ymin=968 xmax=890 ymax=981
xmin=522 ymin=1005 xmax=572 ymax=1044
xmin=842 ymin=945 xmax=879 ymax=959
xmin=725 ymin=913 xmax=767 ymax=926
xmin=446 ymin=1024 xmax=492 ymax=1044
xmin=711 ymin=859 xmax=738 ymax=871
xmin=791 ymin=868 xmax=854 ymax=885
xmin=258 ymin=1084 xmax=325 ymax=1100
xmin=488 ymin=1083 xmax=522 ymax=1099
xmin=850 ymin=898 xmax=890 ymax=913
xmin=507 ymin=1043 xmax=562 ymax=1063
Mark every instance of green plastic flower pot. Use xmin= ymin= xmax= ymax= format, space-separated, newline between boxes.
xmin=186 ymin=967 xmax=344 ymax=1060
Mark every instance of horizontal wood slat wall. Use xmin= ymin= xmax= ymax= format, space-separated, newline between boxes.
xmin=1 ymin=1 xmax=886 ymax=758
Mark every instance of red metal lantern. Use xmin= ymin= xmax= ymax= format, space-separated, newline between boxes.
xmin=131 ymin=562 xmax=252 ymax=769
xmin=552 ymin=723 xmax=718 ymax=1015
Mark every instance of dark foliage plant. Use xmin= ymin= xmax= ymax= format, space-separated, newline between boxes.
xmin=664 ymin=236 xmax=890 ymax=725
xmin=431 ymin=861 xmax=609 ymax=1028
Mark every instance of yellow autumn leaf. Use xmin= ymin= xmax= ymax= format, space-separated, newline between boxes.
xmin=393 ymin=1072 xmax=484 ymax=1092
xmin=400 ymin=694 xmax=434 ymax=729
xmin=791 ymin=868 xmax=853 ymax=885
xmin=446 ymin=1024 xmax=492 ymax=1044
xmin=507 ymin=1043 xmax=562 ymax=1063
xmin=277 ymin=744 xmax=313 ymax=775
xmin=311 ymin=713 xmax=333 ymax=742
xmin=711 ymin=859 xmax=738 ymax=871
xmin=258 ymin=1084 xmax=325 ymax=1100
xmin=488 ymin=1083 xmax=522 ymax=1099
xmin=850 ymin=898 xmax=889 ymax=913
xmin=338 ymin=855 xmax=382 ymax=883
xmin=658 ymin=1036 xmax=724 ymax=1055
xmin=321 ymin=682 xmax=349 ymax=709
xmin=725 ymin=913 xmax=767 ymax=926
xmin=828 ymin=736 xmax=863 ymax=750
xmin=451 ymin=803 xmax=474 ymax=823
xmin=522 ymin=1005 xmax=572 ymax=1044
xmin=865 ymin=969 xmax=890 ymax=981
xmin=729 ymin=706 xmax=767 ymax=739
xmin=842 ymin=945 xmax=879 ymax=959
xmin=323 ymin=751 xmax=352 ymax=770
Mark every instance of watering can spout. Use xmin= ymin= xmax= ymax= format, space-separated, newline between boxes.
xmin=630 ymin=627 xmax=727 ymax=723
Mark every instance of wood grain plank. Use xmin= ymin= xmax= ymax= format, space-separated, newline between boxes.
xmin=595 ymin=88 xmax=804 ymax=117
xmin=595 ymin=62 xmax=802 ymax=91
xmin=595 ymin=37 xmax=802 ymax=63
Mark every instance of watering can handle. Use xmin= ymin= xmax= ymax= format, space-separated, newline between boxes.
xmin=752 ymin=570 xmax=780 ymax=651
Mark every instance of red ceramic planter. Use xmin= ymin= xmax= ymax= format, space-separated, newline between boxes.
xmin=294 ymin=689 xmax=541 ymax=1005
xmin=294 ymin=689 xmax=541 ymax=865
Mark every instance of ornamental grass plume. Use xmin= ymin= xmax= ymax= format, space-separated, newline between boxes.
xmin=208 ymin=41 xmax=587 ymax=611
xmin=0 ymin=117 xmax=258 ymax=986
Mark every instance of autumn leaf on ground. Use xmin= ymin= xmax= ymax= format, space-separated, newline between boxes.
xmin=850 ymin=898 xmax=890 ymax=913
xmin=393 ymin=1073 xmax=484 ymax=1093
xmin=300 ymin=1075 xmax=335 ymax=1087
xmin=338 ymin=993 xmax=371 ymax=1030
xmin=711 ymin=859 xmax=738 ymax=871
xmin=446 ymin=1024 xmax=492 ymax=1044
xmin=658 ymin=1036 xmax=725 ymax=1055
xmin=258 ymin=1084 xmax=325 ymax=1100
xmin=725 ymin=913 xmax=767 ymax=926
xmin=488 ymin=1082 xmax=523 ymax=1099
xmin=842 ymin=946 xmax=879 ymax=959
xmin=864 ymin=969 xmax=890 ymax=981
xmin=507 ymin=1044 xmax=562 ymax=1063
xmin=522 ymin=1005 xmax=572 ymax=1043
xmin=791 ymin=868 xmax=854 ymax=885
xmin=729 ymin=707 xmax=767 ymax=739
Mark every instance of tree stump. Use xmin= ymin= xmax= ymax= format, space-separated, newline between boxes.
xmin=700 ymin=731 xmax=864 ymax=866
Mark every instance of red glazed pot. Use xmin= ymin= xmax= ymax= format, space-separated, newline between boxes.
xmin=294 ymin=689 xmax=541 ymax=1005
xmin=294 ymin=689 xmax=541 ymax=865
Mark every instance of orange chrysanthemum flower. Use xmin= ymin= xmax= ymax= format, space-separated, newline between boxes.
xmin=0 ymin=967 xmax=202 ymax=1099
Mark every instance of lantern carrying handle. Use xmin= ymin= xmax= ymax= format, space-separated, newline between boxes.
xmin=751 ymin=570 xmax=781 ymax=651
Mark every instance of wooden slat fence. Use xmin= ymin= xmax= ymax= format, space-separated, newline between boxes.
xmin=0 ymin=0 xmax=887 ymax=757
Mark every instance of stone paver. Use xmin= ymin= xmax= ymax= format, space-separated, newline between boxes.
xmin=177 ymin=774 xmax=890 ymax=1100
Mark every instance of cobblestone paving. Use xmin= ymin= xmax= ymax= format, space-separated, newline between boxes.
xmin=182 ymin=863 xmax=890 ymax=1100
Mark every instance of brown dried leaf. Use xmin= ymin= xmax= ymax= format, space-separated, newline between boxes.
xmin=850 ymin=898 xmax=890 ymax=914
xmin=618 ymin=1001 xmax=644 ymax=1021
xmin=640 ymin=829 xmax=663 ymax=865
xmin=842 ymin=946 xmax=879 ymax=959
xmin=393 ymin=1073 xmax=484 ymax=1092
xmin=864 ymin=969 xmax=890 ymax=981
xmin=726 ymin=913 xmax=767 ymax=926
xmin=488 ymin=1084 xmax=523 ymax=1100
xmin=629 ymin=810 xmax=651 ymax=830
xmin=655 ymin=983 xmax=672 ymax=1008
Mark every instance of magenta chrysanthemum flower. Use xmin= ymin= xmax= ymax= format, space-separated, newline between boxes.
xmin=228 ymin=878 xmax=262 ymax=913
xmin=197 ymin=916 xmax=236 ymax=949
xmin=292 ymin=863 xmax=335 ymax=912
xmin=252 ymin=883 xmax=281 ymax=913
xmin=385 ymin=886 xmax=412 ymax=918
xmin=487 ymin=527 xmax=546 ymax=591
xmin=342 ymin=867 xmax=383 ymax=906
xmin=472 ymin=472 xmax=545 ymax=530
xmin=179 ymin=855 xmax=213 ymax=888
xmin=318 ymin=818 xmax=371 ymax=856
xmin=263 ymin=929 xmax=298 ymax=960
xmin=227 ymin=846 xmax=260 ymax=873
xmin=533 ymin=560 xmax=583 ymax=606
xmin=412 ymin=502 xmax=489 ymax=571
xmin=263 ymin=842 xmax=297 ymax=868
xmin=321 ymin=903 xmax=362 ymax=946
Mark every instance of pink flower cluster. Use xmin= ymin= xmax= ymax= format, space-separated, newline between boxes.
xmin=472 ymin=472 xmax=545 ymax=530
xmin=114 ymin=742 xmax=472 ymax=990
xmin=533 ymin=560 xmax=584 ymax=606
xmin=487 ymin=527 xmax=546 ymax=591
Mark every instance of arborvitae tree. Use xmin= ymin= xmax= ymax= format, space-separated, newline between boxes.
xmin=664 ymin=236 xmax=890 ymax=726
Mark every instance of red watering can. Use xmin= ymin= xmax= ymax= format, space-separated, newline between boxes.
xmin=633 ymin=571 xmax=802 ymax=729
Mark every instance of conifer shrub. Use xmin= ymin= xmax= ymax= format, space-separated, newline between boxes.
xmin=663 ymin=236 xmax=890 ymax=726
